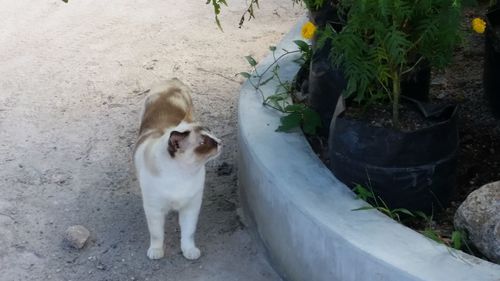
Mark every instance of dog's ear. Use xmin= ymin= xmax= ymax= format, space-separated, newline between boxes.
xmin=167 ymin=130 xmax=190 ymax=157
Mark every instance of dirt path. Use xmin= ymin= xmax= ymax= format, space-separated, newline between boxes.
xmin=0 ymin=1 xmax=302 ymax=280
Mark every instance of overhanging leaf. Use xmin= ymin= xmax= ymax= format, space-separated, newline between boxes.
xmin=245 ymin=56 xmax=257 ymax=67
xmin=238 ymin=72 xmax=251 ymax=78
xmin=293 ymin=40 xmax=311 ymax=52
xmin=302 ymin=107 xmax=321 ymax=135
xmin=276 ymin=112 xmax=301 ymax=132
xmin=284 ymin=104 xmax=304 ymax=112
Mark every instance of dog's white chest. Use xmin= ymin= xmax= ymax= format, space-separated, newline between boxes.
xmin=139 ymin=169 xmax=205 ymax=210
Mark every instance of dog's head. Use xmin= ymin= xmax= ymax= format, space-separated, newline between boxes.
xmin=166 ymin=122 xmax=222 ymax=165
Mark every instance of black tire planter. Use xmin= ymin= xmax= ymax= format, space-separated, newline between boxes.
xmin=308 ymin=38 xmax=346 ymax=137
xmin=484 ymin=8 xmax=500 ymax=118
xmin=307 ymin=3 xmax=347 ymax=137
xmin=328 ymin=105 xmax=459 ymax=213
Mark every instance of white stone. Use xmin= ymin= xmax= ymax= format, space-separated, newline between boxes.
xmin=64 ymin=225 xmax=90 ymax=249
xmin=455 ymin=181 xmax=500 ymax=263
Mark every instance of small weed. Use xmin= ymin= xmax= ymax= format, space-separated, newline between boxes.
xmin=351 ymin=184 xmax=414 ymax=223
xmin=352 ymin=184 xmax=470 ymax=251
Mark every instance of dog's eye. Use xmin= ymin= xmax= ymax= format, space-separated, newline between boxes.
xmin=199 ymin=135 xmax=210 ymax=145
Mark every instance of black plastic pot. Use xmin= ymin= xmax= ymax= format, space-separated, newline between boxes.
xmin=484 ymin=8 xmax=500 ymax=118
xmin=306 ymin=2 xmax=347 ymax=137
xmin=308 ymin=38 xmax=346 ymax=137
xmin=328 ymin=104 xmax=459 ymax=213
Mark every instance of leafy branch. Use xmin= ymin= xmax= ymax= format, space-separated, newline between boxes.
xmin=239 ymin=0 xmax=260 ymax=28
xmin=239 ymin=42 xmax=322 ymax=135
xmin=206 ymin=0 xmax=228 ymax=30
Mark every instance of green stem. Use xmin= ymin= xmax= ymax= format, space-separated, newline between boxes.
xmin=392 ymin=70 xmax=401 ymax=129
xmin=256 ymin=50 xmax=301 ymax=87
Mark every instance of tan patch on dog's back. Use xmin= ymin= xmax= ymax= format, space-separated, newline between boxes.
xmin=139 ymin=85 xmax=194 ymax=135
xmin=134 ymin=80 xmax=196 ymax=174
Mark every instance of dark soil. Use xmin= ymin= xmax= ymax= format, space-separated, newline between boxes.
xmin=302 ymin=5 xmax=500 ymax=261
xmin=341 ymin=100 xmax=454 ymax=132
xmin=422 ymin=6 xmax=500 ymax=254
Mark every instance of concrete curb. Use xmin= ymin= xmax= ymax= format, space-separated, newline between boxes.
xmin=237 ymin=16 xmax=500 ymax=281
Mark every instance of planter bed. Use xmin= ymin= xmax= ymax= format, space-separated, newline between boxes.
xmin=237 ymin=16 xmax=500 ymax=281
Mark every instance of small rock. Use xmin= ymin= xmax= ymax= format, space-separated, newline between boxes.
xmin=143 ymin=60 xmax=158 ymax=70
xmin=96 ymin=263 xmax=106 ymax=270
xmin=217 ymin=162 xmax=233 ymax=176
xmin=461 ymin=134 xmax=473 ymax=145
xmin=49 ymin=172 xmax=70 ymax=186
xmin=64 ymin=225 xmax=90 ymax=249
xmin=236 ymin=207 xmax=249 ymax=228
xmin=454 ymin=181 xmax=500 ymax=263
xmin=431 ymin=76 xmax=447 ymax=87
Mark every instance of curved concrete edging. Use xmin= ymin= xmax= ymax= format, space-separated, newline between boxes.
xmin=237 ymin=16 xmax=500 ymax=281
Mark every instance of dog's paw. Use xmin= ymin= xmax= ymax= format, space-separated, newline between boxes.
xmin=182 ymin=247 xmax=201 ymax=260
xmin=147 ymin=247 xmax=164 ymax=260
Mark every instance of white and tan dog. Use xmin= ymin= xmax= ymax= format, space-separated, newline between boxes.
xmin=134 ymin=79 xmax=221 ymax=260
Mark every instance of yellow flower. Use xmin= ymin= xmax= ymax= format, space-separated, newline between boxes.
xmin=472 ymin=17 xmax=486 ymax=34
xmin=301 ymin=21 xmax=317 ymax=39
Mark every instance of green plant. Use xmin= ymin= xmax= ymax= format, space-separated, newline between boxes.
xmin=416 ymin=211 xmax=472 ymax=251
xmin=352 ymin=184 xmax=414 ymax=222
xmin=352 ymin=184 xmax=472 ymax=252
xmin=322 ymin=0 xmax=463 ymax=127
xmin=301 ymin=0 xmax=327 ymax=11
xmin=239 ymin=42 xmax=322 ymax=135
xmin=206 ymin=0 xmax=228 ymax=29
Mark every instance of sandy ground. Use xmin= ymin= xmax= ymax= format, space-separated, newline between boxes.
xmin=0 ymin=1 xmax=303 ymax=280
